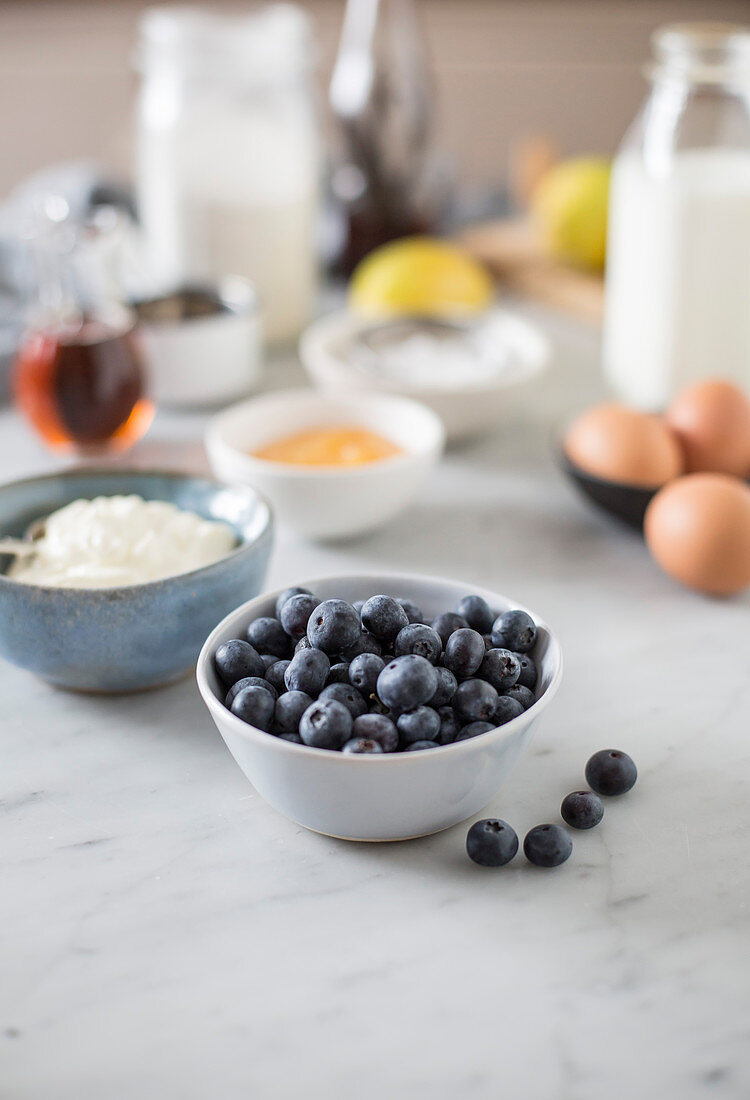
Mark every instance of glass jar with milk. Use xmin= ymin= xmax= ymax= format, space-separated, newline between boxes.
xmin=604 ymin=23 xmax=750 ymax=408
xmin=136 ymin=5 xmax=320 ymax=346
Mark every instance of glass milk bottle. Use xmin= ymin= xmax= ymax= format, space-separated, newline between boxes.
xmin=136 ymin=5 xmax=320 ymax=346
xmin=603 ymin=23 xmax=750 ymax=409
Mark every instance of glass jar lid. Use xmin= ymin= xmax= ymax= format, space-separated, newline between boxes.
xmin=650 ymin=22 xmax=750 ymax=85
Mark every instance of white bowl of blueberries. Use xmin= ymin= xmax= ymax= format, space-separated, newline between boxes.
xmin=196 ymin=574 xmax=563 ymax=841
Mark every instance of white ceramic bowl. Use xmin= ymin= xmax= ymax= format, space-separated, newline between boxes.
xmin=299 ymin=309 xmax=550 ymax=442
xmin=196 ymin=573 xmax=563 ymax=841
xmin=204 ymin=389 xmax=445 ymax=540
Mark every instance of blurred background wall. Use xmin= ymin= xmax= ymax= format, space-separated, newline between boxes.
xmin=1 ymin=0 xmax=749 ymax=200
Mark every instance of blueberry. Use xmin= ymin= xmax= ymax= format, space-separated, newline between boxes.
xmin=443 ymin=628 xmax=486 ymax=679
xmin=361 ymin=595 xmax=409 ymax=642
xmin=279 ymin=593 xmax=319 ymax=638
xmin=428 ymin=666 xmax=457 ymax=708
xmin=277 ymin=732 xmax=303 ymax=744
xmin=348 ymin=653 xmax=385 ymax=695
xmin=307 ymin=599 xmax=361 ymax=654
xmin=340 ymin=632 xmax=381 ymax=660
xmin=260 ymin=652 xmax=279 ymax=671
xmin=456 ymin=595 xmax=494 ymax=635
xmin=325 ymin=662 xmax=351 ymax=686
xmin=478 ymin=648 xmax=521 ymax=692
xmin=215 ymin=639 xmax=265 ymax=687
xmin=436 ymin=706 xmax=459 ymax=745
xmin=503 ymin=684 xmax=535 ymax=711
xmin=352 ymin=713 xmax=399 ymax=752
xmin=585 ymin=750 xmax=637 ymax=796
xmin=453 ymin=678 xmax=499 ymax=724
xmin=394 ymin=624 xmax=442 ymax=664
xmin=396 ymin=597 xmax=425 ymax=624
xmin=275 ymin=586 xmax=313 ymax=619
xmin=230 ymin=685 xmax=275 ymax=731
xmin=491 ymin=609 xmax=537 ymax=653
xmin=513 ymin=652 xmax=538 ymax=690
xmin=376 ymin=654 xmax=439 ymax=713
xmin=561 ymin=790 xmax=604 ymax=830
xmin=524 ymin=824 xmax=572 ymax=868
xmin=492 ymin=695 xmax=524 ymax=726
xmin=455 ymin=721 xmax=495 ymax=741
xmin=482 ymin=634 xmax=493 ymax=651
xmin=431 ymin=611 xmax=469 ymax=646
xmin=397 ymin=705 xmax=441 ymax=746
xmin=295 ymin=637 xmax=313 ymax=653
xmin=274 ymin=690 xmax=313 ymax=735
xmin=319 ymin=682 xmax=368 ymax=719
xmin=352 ymin=599 xmax=365 ymax=615
xmin=404 ymin=740 xmax=438 ymax=751
xmin=225 ymin=676 xmax=277 ymax=709
xmin=246 ymin=617 xmax=291 ymax=659
xmin=265 ymin=659 xmax=291 ymax=695
xmin=466 ymin=819 xmax=518 ymax=867
xmin=299 ymin=698 xmax=352 ymax=750
xmin=342 ymin=738 xmax=384 ymax=755
xmin=284 ymin=648 xmax=330 ymax=696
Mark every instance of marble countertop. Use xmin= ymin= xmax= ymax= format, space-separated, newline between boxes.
xmin=2 ymin=307 xmax=749 ymax=1100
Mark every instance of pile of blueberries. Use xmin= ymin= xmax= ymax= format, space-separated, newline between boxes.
xmin=466 ymin=748 xmax=638 ymax=868
xmin=214 ymin=589 xmax=543 ymax=753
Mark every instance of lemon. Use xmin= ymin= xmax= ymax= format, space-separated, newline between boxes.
xmin=349 ymin=237 xmax=494 ymax=318
xmin=531 ymin=157 xmax=611 ymax=271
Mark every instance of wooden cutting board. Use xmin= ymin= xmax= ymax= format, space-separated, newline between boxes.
xmin=458 ymin=218 xmax=605 ymax=325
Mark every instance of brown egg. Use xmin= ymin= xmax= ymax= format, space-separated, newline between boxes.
xmin=564 ymin=403 xmax=683 ymax=488
xmin=666 ymin=379 xmax=750 ymax=477
xmin=644 ymin=474 xmax=750 ymax=596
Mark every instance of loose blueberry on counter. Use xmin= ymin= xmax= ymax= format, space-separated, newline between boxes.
xmin=585 ymin=750 xmax=637 ymax=796
xmin=561 ymin=790 xmax=604 ymax=830
xmin=376 ymin=654 xmax=439 ymax=712
xmin=230 ymin=685 xmax=276 ymax=731
xmin=396 ymin=597 xmax=425 ymax=624
xmin=352 ymin=713 xmax=399 ymax=752
xmin=261 ymin=653 xmax=279 ymax=671
xmin=325 ymin=662 xmax=352 ymax=686
xmin=436 ymin=706 xmax=459 ymax=745
xmin=265 ymin=659 xmax=291 ymax=695
xmin=491 ymin=609 xmax=537 ymax=653
xmin=342 ymin=737 xmax=384 ymax=755
xmin=340 ymin=632 xmax=382 ymax=660
xmin=524 ymin=824 xmax=573 ymax=867
xmin=431 ymin=611 xmax=469 ymax=646
xmin=225 ymin=676 xmax=277 ymax=708
xmin=299 ymin=698 xmax=353 ymax=750
xmin=404 ymin=740 xmax=439 ymax=751
xmin=280 ymin=593 xmax=319 ymax=638
xmin=361 ymin=595 xmax=409 ymax=642
xmin=455 ymin=721 xmax=495 ymax=741
xmin=274 ymin=690 xmax=314 ymax=734
xmin=319 ymin=682 xmax=368 ymax=719
xmin=466 ymin=819 xmax=518 ymax=867
xmin=394 ymin=623 xmax=442 ymax=664
xmin=443 ymin=628 xmax=486 ymax=679
xmin=307 ymin=599 xmax=361 ymax=654
xmin=503 ymin=684 xmax=535 ymax=711
xmin=478 ymin=648 xmax=521 ymax=692
xmin=275 ymin=586 xmax=313 ymax=619
xmin=348 ymin=652 xmax=385 ymax=695
xmin=492 ymin=695 xmax=524 ymax=726
xmin=453 ymin=678 xmax=499 ymax=724
xmin=397 ymin=705 xmax=441 ymax=746
xmin=456 ymin=595 xmax=494 ymax=635
xmin=513 ymin=652 xmax=538 ymax=691
xmin=284 ymin=648 xmax=330 ymax=696
xmin=428 ymin=666 xmax=457 ymax=708
xmin=215 ymin=639 xmax=265 ymax=687
xmin=246 ymin=616 xmax=291 ymax=659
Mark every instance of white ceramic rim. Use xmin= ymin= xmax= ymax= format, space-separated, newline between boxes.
xmin=299 ymin=308 xmax=551 ymax=397
xmin=196 ymin=571 xmax=563 ymax=765
xmin=204 ymin=388 xmax=446 ymax=481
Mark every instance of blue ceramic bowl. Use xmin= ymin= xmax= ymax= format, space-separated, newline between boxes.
xmin=0 ymin=468 xmax=273 ymax=692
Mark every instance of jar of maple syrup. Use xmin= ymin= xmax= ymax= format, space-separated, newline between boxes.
xmin=14 ymin=204 xmax=154 ymax=455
